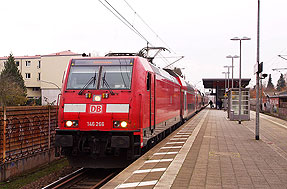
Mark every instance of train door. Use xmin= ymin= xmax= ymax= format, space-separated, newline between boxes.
xmin=147 ymin=72 xmax=155 ymax=134
xmin=179 ymin=88 xmax=183 ymax=119
xmin=184 ymin=91 xmax=187 ymax=118
xmin=152 ymin=74 xmax=156 ymax=131
xmin=194 ymin=91 xmax=197 ymax=111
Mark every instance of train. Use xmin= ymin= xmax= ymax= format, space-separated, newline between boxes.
xmin=55 ymin=48 xmax=208 ymax=168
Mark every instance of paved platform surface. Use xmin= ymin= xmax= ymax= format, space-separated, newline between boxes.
xmin=103 ymin=109 xmax=287 ymax=188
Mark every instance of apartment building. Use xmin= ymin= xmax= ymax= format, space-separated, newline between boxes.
xmin=0 ymin=50 xmax=82 ymax=105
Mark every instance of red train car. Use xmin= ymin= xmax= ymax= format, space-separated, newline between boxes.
xmin=164 ymin=70 xmax=197 ymax=120
xmin=55 ymin=53 xmax=204 ymax=168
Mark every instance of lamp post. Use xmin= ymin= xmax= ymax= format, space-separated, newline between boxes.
xmin=40 ymin=80 xmax=61 ymax=92
xmin=223 ymin=66 xmax=231 ymax=112
xmin=231 ymin=36 xmax=251 ymax=124
xmin=222 ymin=72 xmax=228 ymax=110
xmin=255 ymin=0 xmax=260 ymax=140
xmin=223 ymin=66 xmax=232 ymax=89
xmin=226 ymin=55 xmax=239 ymax=88
xmin=222 ymin=72 xmax=227 ymax=91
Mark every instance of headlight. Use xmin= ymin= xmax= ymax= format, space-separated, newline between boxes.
xmin=113 ymin=121 xmax=128 ymax=128
xmin=65 ymin=120 xmax=78 ymax=127
xmin=120 ymin=121 xmax=127 ymax=128
xmin=113 ymin=121 xmax=120 ymax=128
xmin=66 ymin=120 xmax=73 ymax=127
xmin=93 ymin=95 xmax=101 ymax=102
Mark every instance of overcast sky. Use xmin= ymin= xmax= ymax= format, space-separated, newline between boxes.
xmin=1 ymin=0 xmax=287 ymax=91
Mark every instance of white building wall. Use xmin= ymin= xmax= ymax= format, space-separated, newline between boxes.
xmin=40 ymin=54 xmax=81 ymax=105
xmin=21 ymin=58 xmax=41 ymax=87
xmin=41 ymin=89 xmax=61 ymax=105
xmin=40 ymin=55 xmax=80 ymax=90
xmin=0 ymin=51 xmax=82 ymax=104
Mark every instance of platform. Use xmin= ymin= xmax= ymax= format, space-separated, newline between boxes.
xmin=103 ymin=108 xmax=287 ymax=188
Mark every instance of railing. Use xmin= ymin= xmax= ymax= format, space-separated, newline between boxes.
xmin=0 ymin=106 xmax=58 ymax=165
xmin=280 ymin=102 xmax=287 ymax=108
xmin=250 ymin=99 xmax=287 ymax=120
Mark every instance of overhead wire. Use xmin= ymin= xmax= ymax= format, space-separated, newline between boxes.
xmin=154 ymin=56 xmax=186 ymax=59
xmin=99 ymin=0 xmax=180 ymax=67
xmin=123 ymin=0 xmax=176 ymax=54
xmin=263 ymin=48 xmax=287 ymax=69
xmin=98 ymin=0 xmax=140 ymax=41
xmin=122 ymin=0 xmax=179 ymax=67
xmin=98 ymin=0 xmax=151 ymax=45
xmin=254 ymin=47 xmax=287 ymax=86
xmin=158 ymin=54 xmax=172 ymax=66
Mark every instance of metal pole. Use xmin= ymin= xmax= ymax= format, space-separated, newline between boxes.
xmin=222 ymin=72 xmax=227 ymax=110
xmin=216 ymin=84 xmax=218 ymax=109
xmin=3 ymin=106 xmax=6 ymax=163
xmin=224 ymin=73 xmax=227 ymax=91
xmin=40 ymin=80 xmax=61 ymax=92
xmin=255 ymin=0 xmax=260 ymax=140
xmin=225 ymin=73 xmax=227 ymax=110
xmin=232 ymin=58 xmax=234 ymax=88
xmin=227 ymin=67 xmax=230 ymax=89
xmin=239 ymin=40 xmax=242 ymax=124
xmin=48 ymin=106 xmax=51 ymax=149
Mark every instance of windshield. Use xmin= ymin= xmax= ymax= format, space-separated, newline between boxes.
xmin=66 ymin=65 xmax=133 ymax=90
xmin=67 ymin=66 xmax=100 ymax=89
xmin=100 ymin=66 xmax=132 ymax=90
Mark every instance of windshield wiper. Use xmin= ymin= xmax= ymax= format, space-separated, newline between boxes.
xmin=78 ymin=72 xmax=97 ymax=95
xmin=102 ymin=72 xmax=115 ymax=95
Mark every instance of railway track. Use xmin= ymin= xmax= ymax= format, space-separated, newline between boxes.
xmin=43 ymin=168 xmax=120 ymax=189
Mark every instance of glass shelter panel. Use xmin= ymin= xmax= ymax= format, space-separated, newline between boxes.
xmin=228 ymin=88 xmax=250 ymax=120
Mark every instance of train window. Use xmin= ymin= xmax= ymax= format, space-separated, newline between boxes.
xmin=147 ymin=72 xmax=151 ymax=91
xmin=99 ymin=65 xmax=133 ymax=90
xmin=67 ymin=66 xmax=100 ymax=89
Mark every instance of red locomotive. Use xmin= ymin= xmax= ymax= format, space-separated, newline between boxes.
xmin=55 ymin=48 xmax=207 ymax=168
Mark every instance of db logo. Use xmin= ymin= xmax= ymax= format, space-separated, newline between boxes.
xmin=90 ymin=105 xmax=103 ymax=113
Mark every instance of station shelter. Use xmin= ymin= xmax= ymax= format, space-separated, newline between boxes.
xmin=202 ymin=78 xmax=251 ymax=109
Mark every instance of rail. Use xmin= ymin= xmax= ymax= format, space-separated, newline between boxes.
xmin=43 ymin=168 xmax=119 ymax=189
xmin=42 ymin=168 xmax=85 ymax=189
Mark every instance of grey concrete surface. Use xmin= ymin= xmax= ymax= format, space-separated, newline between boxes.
xmin=103 ymin=109 xmax=287 ymax=188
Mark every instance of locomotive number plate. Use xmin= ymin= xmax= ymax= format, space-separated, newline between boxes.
xmin=90 ymin=105 xmax=103 ymax=113
xmin=87 ymin=122 xmax=104 ymax=127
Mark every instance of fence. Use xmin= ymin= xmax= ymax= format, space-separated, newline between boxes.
xmin=0 ymin=106 xmax=57 ymax=165
xmin=250 ymin=99 xmax=287 ymax=120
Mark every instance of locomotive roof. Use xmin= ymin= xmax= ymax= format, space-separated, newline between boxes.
xmin=70 ymin=56 xmax=181 ymax=85
xmin=72 ymin=56 xmax=138 ymax=60
xmin=162 ymin=68 xmax=195 ymax=91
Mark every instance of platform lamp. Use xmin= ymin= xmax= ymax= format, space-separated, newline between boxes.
xmin=222 ymin=72 xmax=227 ymax=93
xmin=223 ymin=66 xmax=231 ymax=90
xmin=222 ymin=72 xmax=228 ymax=110
xmin=226 ymin=55 xmax=239 ymax=88
xmin=40 ymin=80 xmax=61 ymax=92
xmin=231 ymin=37 xmax=251 ymax=124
